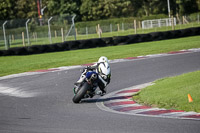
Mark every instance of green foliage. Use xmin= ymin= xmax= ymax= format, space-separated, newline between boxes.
xmin=0 ymin=0 xmax=199 ymax=21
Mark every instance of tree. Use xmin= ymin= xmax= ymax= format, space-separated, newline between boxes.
xmin=45 ymin=0 xmax=81 ymax=20
xmin=14 ymin=0 xmax=37 ymax=18
xmin=0 ymin=0 xmax=16 ymax=20
xmin=80 ymin=0 xmax=134 ymax=21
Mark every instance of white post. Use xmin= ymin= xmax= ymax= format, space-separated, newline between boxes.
xmin=142 ymin=21 xmax=144 ymax=29
xmin=3 ymin=21 xmax=8 ymax=50
xmin=134 ymin=20 xmax=137 ymax=34
xmin=26 ymin=19 xmax=30 ymax=46
xmin=86 ymin=27 xmax=88 ymax=38
xmin=158 ymin=19 xmax=161 ymax=27
xmin=166 ymin=19 xmax=168 ymax=27
xmin=61 ymin=28 xmax=64 ymax=42
xmin=72 ymin=15 xmax=76 ymax=40
xmin=122 ymin=23 xmax=124 ymax=31
xmin=48 ymin=17 xmax=53 ymax=44
xmin=151 ymin=20 xmax=153 ymax=28
xmin=167 ymin=0 xmax=171 ymax=18
xmin=110 ymin=24 xmax=112 ymax=34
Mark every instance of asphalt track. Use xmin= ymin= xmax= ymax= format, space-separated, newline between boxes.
xmin=0 ymin=51 xmax=200 ymax=133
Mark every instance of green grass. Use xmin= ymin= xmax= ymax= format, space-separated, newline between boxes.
xmin=133 ymin=71 xmax=200 ymax=112
xmin=0 ymin=35 xmax=200 ymax=77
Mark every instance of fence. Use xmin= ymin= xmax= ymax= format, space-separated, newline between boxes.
xmin=142 ymin=18 xmax=177 ymax=29
xmin=0 ymin=14 xmax=200 ymax=50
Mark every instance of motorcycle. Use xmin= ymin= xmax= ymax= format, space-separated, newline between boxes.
xmin=72 ymin=71 xmax=100 ymax=103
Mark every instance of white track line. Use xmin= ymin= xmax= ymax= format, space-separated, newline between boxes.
xmin=0 ymin=84 xmax=38 ymax=98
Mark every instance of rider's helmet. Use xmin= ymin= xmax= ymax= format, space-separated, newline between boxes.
xmin=98 ymin=56 xmax=108 ymax=64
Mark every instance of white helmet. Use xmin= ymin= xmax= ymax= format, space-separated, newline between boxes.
xmin=98 ymin=56 xmax=108 ymax=64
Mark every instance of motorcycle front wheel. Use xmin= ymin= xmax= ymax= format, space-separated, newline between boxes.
xmin=72 ymin=82 xmax=90 ymax=103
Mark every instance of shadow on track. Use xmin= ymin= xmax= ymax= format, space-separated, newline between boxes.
xmin=81 ymin=95 xmax=131 ymax=103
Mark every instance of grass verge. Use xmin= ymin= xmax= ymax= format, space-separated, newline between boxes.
xmin=133 ymin=71 xmax=200 ymax=112
xmin=0 ymin=35 xmax=200 ymax=77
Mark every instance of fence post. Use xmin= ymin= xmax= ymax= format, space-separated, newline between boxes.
xmin=72 ymin=15 xmax=76 ymax=40
xmin=171 ymin=16 xmax=175 ymax=30
xmin=117 ymin=24 xmax=120 ymax=32
xmin=134 ymin=20 xmax=137 ymax=34
xmin=65 ymin=15 xmax=76 ymax=41
xmin=86 ymin=27 xmax=88 ymax=38
xmin=48 ymin=17 xmax=53 ymax=44
xmin=55 ymin=30 xmax=57 ymax=38
xmin=12 ymin=34 xmax=15 ymax=42
xmin=75 ymin=28 xmax=78 ymax=37
xmin=110 ymin=24 xmax=112 ymax=33
xmin=139 ymin=21 xmax=141 ymax=29
xmin=26 ymin=19 xmax=30 ymax=46
xmin=97 ymin=24 xmax=102 ymax=38
xmin=22 ymin=32 xmax=25 ymax=46
xmin=3 ymin=21 xmax=8 ymax=50
xmin=61 ymin=28 xmax=64 ymax=42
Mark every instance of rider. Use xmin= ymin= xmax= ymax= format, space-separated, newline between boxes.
xmin=74 ymin=56 xmax=111 ymax=96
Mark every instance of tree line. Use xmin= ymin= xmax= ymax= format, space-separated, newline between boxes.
xmin=0 ymin=0 xmax=200 ymax=21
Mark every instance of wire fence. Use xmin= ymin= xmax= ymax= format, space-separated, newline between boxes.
xmin=0 ymin=14 xmax=200 ymax=50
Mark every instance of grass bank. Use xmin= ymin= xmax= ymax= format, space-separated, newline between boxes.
xmin=0 ymin=35 xmax=200 ymax=77
xmin=133 ymin=71 xmax=200 ymax=112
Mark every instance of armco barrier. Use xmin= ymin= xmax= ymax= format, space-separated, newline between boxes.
xmin=0 ymin=27 xmax=199 ymax=56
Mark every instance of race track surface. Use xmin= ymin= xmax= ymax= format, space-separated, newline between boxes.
xmin=0 ymin=51 xmax=200 ymax=133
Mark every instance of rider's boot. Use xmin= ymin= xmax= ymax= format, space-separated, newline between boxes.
xmin=96 ymin=88 xmax=106 ymax=96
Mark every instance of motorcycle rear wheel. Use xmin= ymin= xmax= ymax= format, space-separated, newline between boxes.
xmin=72 ymin=82 xmax=90 ymax=103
